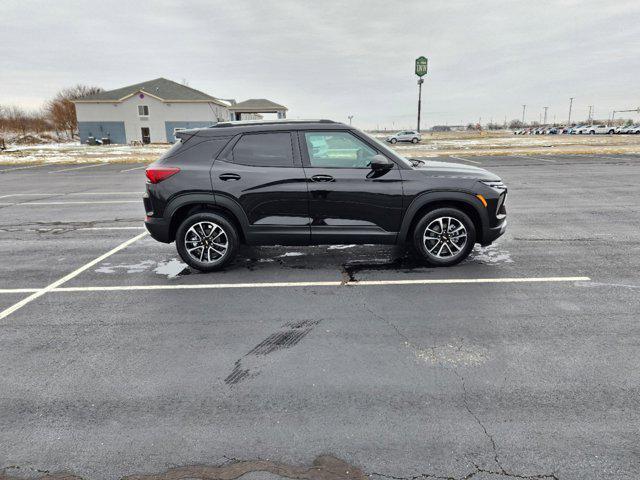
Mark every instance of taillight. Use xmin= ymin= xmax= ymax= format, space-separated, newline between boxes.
xmin=145 ymin=166 xmax=180 ymax=184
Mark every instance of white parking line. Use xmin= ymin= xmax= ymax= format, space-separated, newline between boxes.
xmin=50 ymin=164 xmax=108 ymax=173
xmin=525 ymin=156 xmax=557 ymax=163
xmin=0 ymin=276 xmax=591 ymax=296
xmin=0 ymin=192 xmax=142 ymax=198
xmin=5 ymin=200 xmax=141 ymax=206
xmin=0 ymin=232 xmax=148 ymax=320
xmin=120 ymin=165 xmax=147 ymax=172
xmin=448 ymin=156 xmax=482 ymax=164
xmin=77 ymin=226 xmax=145 ymax=231
xmin=0 ymin=164 xmax=48 ymax=173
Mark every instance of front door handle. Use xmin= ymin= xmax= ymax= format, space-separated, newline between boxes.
xmin=311 ymin=174 xmax=334 ymax=182
xmin=219 ymin=173 xmax=241 ymax=181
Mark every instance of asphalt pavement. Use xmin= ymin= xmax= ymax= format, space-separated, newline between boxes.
xmin=1 ymin=154 xmax=639 ymax=480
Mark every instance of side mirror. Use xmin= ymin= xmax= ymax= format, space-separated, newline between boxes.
xmin=369 ymin=154 xmax=393 ymax=172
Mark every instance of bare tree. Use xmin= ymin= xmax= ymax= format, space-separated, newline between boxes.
xmin=46 ymin=85 xmax=103 ymax=138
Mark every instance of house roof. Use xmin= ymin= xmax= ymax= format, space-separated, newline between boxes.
xmin=228 ymin=98 xmax=288 ymax=112
xmin=73 ymin=78 xmax=229 ymax=106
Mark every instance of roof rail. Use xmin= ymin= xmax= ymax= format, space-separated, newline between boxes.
xmin=210 ymin=119 xmax=337 ymax=128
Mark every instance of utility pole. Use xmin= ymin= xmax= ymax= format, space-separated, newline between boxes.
xmin=521 ymin=104 xmax=526 ymax=124
xmin=415 ymin=56 xmax=428 ymax=133
xmin=587 ymin=105 xmax=593 ymax=123
xmin=567 ymin=97 xmax=574 ymax=126
xmin=348 ymin=115 xmax=353 ymax=126
xmin=543 ymin=106 xmax=549 ymax=125
xmin=417 ymin=77 xmax=424 ymax=132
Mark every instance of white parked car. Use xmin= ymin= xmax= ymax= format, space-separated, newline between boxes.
xmin=386 ymin=130 xmax=422 ymax=144
xmin=618 ymin=124 xmax=640 ymax=134
xmin=586 ymin=124 xmax=616 ymax=135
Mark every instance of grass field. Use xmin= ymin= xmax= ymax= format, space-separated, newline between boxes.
xmin=2 ymin=130 xmax=640 ymax=165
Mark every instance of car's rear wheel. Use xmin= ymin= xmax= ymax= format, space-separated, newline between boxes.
xmin=176 ymin=212 xmax=239 ymax=272
xmin=411 ymin=137 xmax=419 ymax=143
xmin=390 ymin=138 xmax=397 ymax=144
xmin=412 ymin=208 xmax=476 ymax=267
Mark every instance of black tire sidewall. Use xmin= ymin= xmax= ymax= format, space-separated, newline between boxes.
xmin=390 ymin=138 xmax=397 ymax=144
xmin=176 ymin=212 xmax=239 ymax=272
xmin=412 ymin=208 xmax=476 ymax=267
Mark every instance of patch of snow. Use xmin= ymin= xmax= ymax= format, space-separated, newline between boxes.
xmin=154 ymin=258 xmax=188 ymax=278
xmin=278 ymin=252 xmax=304 ymax=257
xmin=470 ymin=244 xmax=514 ymax=264
xmin=327 ymin=244 xmax=356 ymax=250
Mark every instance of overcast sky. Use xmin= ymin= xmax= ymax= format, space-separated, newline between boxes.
xmin=2 ymin=0 xmax=640 ymax=128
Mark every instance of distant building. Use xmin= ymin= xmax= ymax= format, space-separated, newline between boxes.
xmin=72 ymin=78 xmax=282 ymax=144
xmin=228 ymin=99 xmax=288 ymax=121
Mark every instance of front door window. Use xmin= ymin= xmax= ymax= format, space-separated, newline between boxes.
xmin=304 ymin=131 xmax=377 ymax=168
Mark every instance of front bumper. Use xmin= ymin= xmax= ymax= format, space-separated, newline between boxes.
xmin=481 ymin=218 xmax=507 ymax=246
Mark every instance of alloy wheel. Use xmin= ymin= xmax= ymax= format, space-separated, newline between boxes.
xmin=423 ymin=216 xmax=467 ymax=258
xmin=184 ymin=221 xmax=229 ymax=263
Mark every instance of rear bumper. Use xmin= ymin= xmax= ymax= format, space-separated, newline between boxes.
xmin=481 ymin=218 xmax=507 ymax=246
xmin=145 ymin=216 xmax=172 ymax=243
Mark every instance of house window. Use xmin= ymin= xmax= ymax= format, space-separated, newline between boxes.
xmin=138 ymin=105 xmax=149 ymax=117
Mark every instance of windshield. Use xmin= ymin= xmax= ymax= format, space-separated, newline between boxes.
xmin=357 ymin=129 xmax=415 ymax=168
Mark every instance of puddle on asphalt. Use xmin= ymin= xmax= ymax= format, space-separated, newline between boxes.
xmin=154 ymin=258 xmax=190 ymax=278
xmin=469 ymin=244 xmax=514 ymax=264
xmin=95 ymin=258 xmax=190 ymax=278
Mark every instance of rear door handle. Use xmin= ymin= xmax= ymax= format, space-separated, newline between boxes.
xmin=219 ymin=173 xmax=241 ymax=181
xmin=311 ymin=174 xmax=334 ymax=182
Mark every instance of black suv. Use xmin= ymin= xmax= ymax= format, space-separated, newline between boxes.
xmin=144 ymin=120 xmax=507 ymax=271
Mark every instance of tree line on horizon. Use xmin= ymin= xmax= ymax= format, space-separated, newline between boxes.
xmin=0 ymin=85 xmax=103 ymax=141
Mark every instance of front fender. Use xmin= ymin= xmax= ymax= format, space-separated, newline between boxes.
xmin=397 ymin=190 xmax=489 ymax=244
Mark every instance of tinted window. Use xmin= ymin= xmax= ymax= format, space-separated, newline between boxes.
xmin=232 ymin=132 xmax=293 ymax=167
xmin=304 ymin=131 xmax=377 ymax=168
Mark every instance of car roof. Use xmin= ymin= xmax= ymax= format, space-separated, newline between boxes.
xmin=178 ymin=119 xmax=350 ymax=138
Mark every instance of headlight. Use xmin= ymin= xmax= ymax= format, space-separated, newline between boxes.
xmin=480 ymin=180 xmax=507 ymax=190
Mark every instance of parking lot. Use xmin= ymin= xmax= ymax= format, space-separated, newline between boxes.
xmin=1 ymin=154 xmax=639 ymax=480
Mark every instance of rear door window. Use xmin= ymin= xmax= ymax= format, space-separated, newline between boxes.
xmin=232 ymin=132 xmax=294 ymax=167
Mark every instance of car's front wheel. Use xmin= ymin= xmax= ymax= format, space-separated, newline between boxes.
xmin=176 ymin=212 xmax=239 ymax=272
xmin=412 ymin=208 xmax=476 ymax=267
xmin=411 ymin=137 xmax=419 ymax=143
xmin=390 ymin=138 xmax=397 ymax=144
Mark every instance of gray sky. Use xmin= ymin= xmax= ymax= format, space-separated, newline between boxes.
xmin=2 ymin=0 xmax=640 ymax=128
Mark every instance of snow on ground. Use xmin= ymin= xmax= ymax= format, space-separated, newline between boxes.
xmin=0 ymin=142 xmax=170 ymax=164
xmin=2 ymin=131 xmax=640 ymax=165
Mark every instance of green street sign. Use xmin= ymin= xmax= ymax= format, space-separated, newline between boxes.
xmin=415 ymin=56 xmax=428 ymax=77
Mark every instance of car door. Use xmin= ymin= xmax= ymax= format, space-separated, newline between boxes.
xmin=298 ymin=130 xmax=404 ymax=244
xmin=211 ymin=131 xmax=310 ymax=245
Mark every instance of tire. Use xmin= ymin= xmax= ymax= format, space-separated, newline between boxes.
xmin=175 ymin=212 xmax=239 ymax=272
xmin=390 ymin=138 xmax=397 ymax=144
xmin=589 ymin=130 xmax=595 ymax=135
xmin=608 ymin=130 xmax=615 ymax=134
xmin=412 ymin=208 xmax=476 ymax=267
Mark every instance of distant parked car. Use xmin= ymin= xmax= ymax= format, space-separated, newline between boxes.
xmin=386 ymin=130 xmax=421 ymax=144
xmin=546 ymin=127 xmax=558 ymax=134
xmin=570 ymin=125 xmax=589 ymax=134
xmin=626 ymin=125 xmax=640 ymax=134
xmin=587 ymin=125 xmax=615 ymax=135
